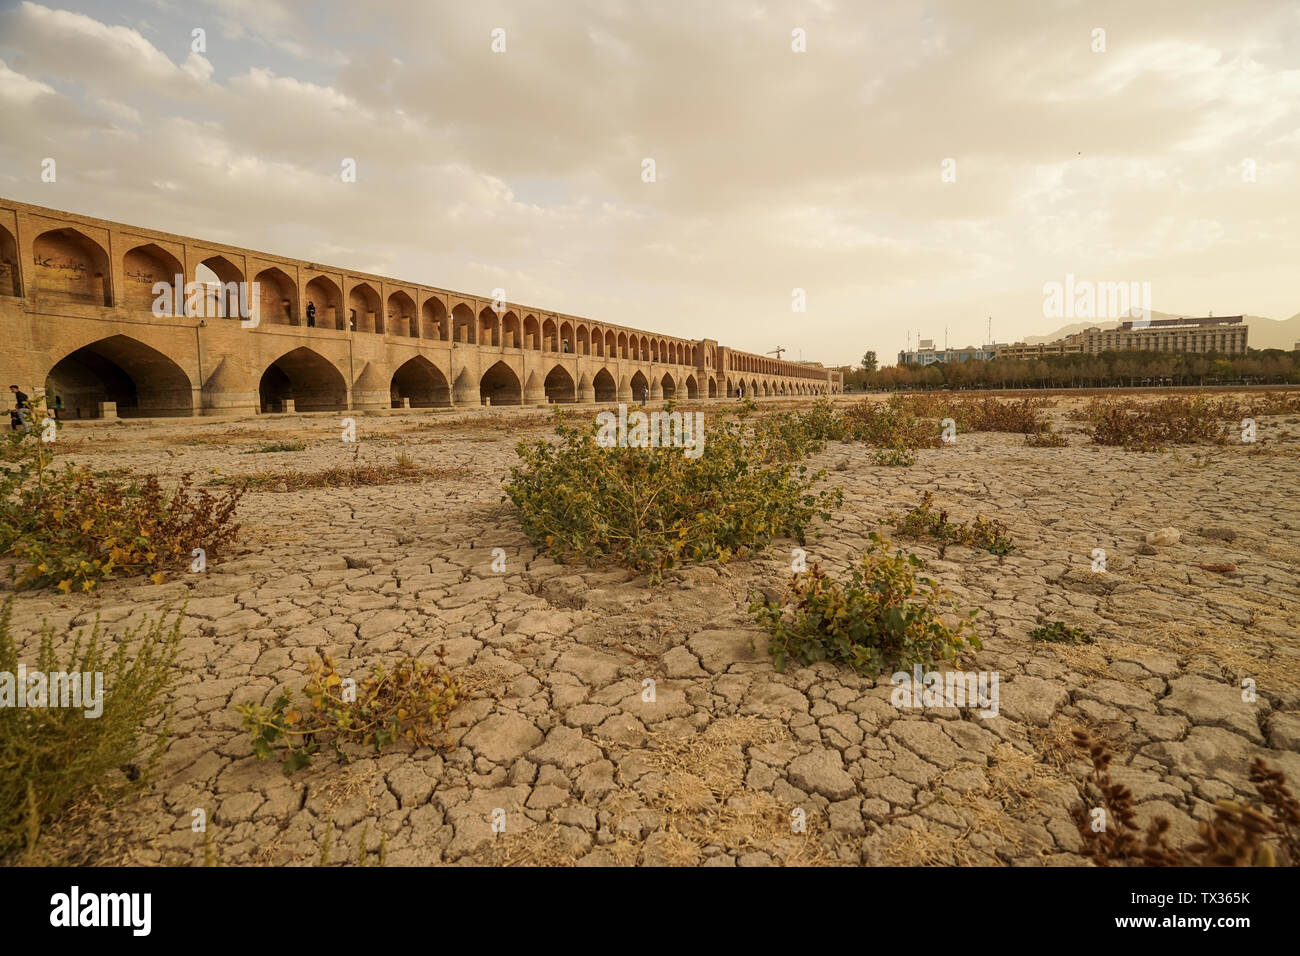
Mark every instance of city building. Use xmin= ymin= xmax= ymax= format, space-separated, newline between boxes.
xmin=998 ymin=316 xmax=1248 ymax=360
xmin=897 ymin=343 xmax=1003 ymax=366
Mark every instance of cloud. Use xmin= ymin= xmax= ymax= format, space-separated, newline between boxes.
xmin=3 ymin=2 xmax=210 ymax=97
xmin=0 ymin=0 xmax=1296 ymax=364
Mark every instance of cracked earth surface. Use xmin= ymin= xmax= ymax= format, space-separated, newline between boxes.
xmin=8 ymin=396 xmax=1300 ymax=866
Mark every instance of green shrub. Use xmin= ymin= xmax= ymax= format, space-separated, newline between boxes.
xmin=1025 ymin=428 xmax=1069 ymax=447
xmin=1078 ymin=397 xmax=1237 ymax=449
xmin=0 ymin=425 xmax=243 ymax=592
xmin=951 ymin=397 xmax=1051 ymax=434
xmin=236 ymin=648 xmax=461 ymax=775
xmin=888 ymin=394 xmax=1052 ymax=434
xmin=888 ymin=491 xmax=1015 ymax=557
xmin=1030 ymin=620 xmax=1095 ymax=644
xmin=751 ymin=533 xmax=980 ymax=675
xmin=753 ymin=399 xmax=845 ymax=461
xmin=503 ymin=406 xmax=842 ymax=583
xmin=871 ymin=445 xmax=917 ymax=467
xmin=0 ymin=600 xmax=183 ymax=860
xmin=841 ymin=401 xmax=942 ymax=449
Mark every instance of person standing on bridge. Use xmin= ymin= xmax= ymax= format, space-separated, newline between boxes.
xmin=306 ymin=301 xmax=316 ymax=327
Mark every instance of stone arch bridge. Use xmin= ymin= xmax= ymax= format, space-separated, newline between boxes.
xmin=0 ymin=199 xmax=841 ymax=419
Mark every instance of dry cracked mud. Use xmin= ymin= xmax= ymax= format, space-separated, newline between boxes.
xmin=7 ymin=395 xmax=1300 ymax=866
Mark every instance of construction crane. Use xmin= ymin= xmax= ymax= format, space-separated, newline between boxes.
xmin=766 ymin=347 xmax=786 ymax=360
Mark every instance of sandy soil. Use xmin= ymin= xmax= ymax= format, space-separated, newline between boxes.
xmin=6 ymin=393 xmax=1300 ymax=866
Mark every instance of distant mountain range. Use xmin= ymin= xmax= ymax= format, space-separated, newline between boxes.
xmin=1021 ymin=311 xmax=1300 ymax=351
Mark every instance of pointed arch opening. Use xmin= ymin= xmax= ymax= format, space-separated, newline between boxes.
xmin=479 ymin=307 xmax=501 ymax=347
xmin=195 ymin=255 xmax=245 ymax=320
xmin=306 ymin=275 xmax=343 ymax=329
xmin=391 ymin=355 xmax=451 ymax=408
xmin=388 ymin=290 xmax=417 ymax=337
xmin=685 ymin=375 xmax=698 ymax=399
xmin=46 ymin=335 xmax=193 ymax=418
xmin=348 ymin=282 xmax=381 ymax=333
xmin=501 ymin=311 xmax=521 ymax=349
xmin=592 ymin=368 xmax=617 ymax=403
xmin=123 ymin=242 xmax=183 ymax=314
xmin=0 ymin=224 xmax=20 ymax=297
xmin=544 ymin=365 xmax=576 ymax=403
xmin=630 ymin=370 xmax=649 ymax=400
xmin=422 ymin=298 xmax=449 ymax=340
xmin=660 ymin=373 xmax=677 ymax=400
xmin=258 ymin=347 xmax=347 ymax=413
xmin=452 ymin=304 xmax=476 ymax=344
xmin=34 ymin=227 xmax=111 ymax=306
xmin=256 ymin=266 xmax=298 ymax=326
xmin=480 ymin=360 xmax=522 ymax=406
xmin=523 ymin=314 xmax=541 ymax=350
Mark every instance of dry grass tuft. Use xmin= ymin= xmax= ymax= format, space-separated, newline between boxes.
xmin=211 ymin=460 xmax=472 ymax=491
xmin=456 ymin=661 xmax=512 ymax=700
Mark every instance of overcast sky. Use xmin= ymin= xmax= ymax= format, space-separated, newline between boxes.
xmin=1 ymin=0 xmax=1297 ymax=366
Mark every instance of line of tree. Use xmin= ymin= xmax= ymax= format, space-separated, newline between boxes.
xmin=837 ymin=348 xmax=1300 ymax=391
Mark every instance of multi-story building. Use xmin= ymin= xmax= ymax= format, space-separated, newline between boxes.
xmin=998 ymin=316 xmax=1248 ymax=360
xmin=994 ymin=340 xmax=1084 ymax=360
xmin=897 ymin=343 xmax=1003 ymax=366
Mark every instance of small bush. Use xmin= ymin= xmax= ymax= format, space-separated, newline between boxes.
xmin=841 ymin=402 xmax=942 ymax=450
xmin=1079 ymin=397 xmax=1237 ymax=449
xmin=1025 ymin=428 xmax=1069 ymax=447
xmin=504 ymin=407 xmax=841 ymax=583
xmin=1029 ymin=620 xmax=1094 ymax=644
xmin=236 ymin=648 xmax=461 ymax=775
xmin=1 ymin=427 xmax=243 ymax=591
xmin=1242 ymin=392 xmax=1300 ymax=417
xmin=888 ymin=492 xmax=1014 ymax=557
xmin=751 ymin=533 xmax=980 ymax=675
xmin=753 ymin=399 xmax=845 ymax=462
xmin=871 ymin=445 xmax=917 ymax=467
xmin=955 ymin=397 xmax=1051 ymax=434
xmin=0 ymin=600 xmax=183 ymax=860
xmin=888 ymin=394 xmax=1052 ymax=434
